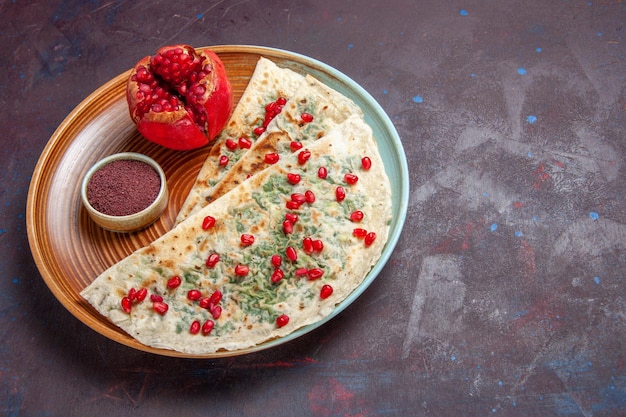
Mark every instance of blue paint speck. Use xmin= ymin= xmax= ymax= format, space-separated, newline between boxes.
xmin=337 ymin=17 xmax=342 ymax=22
xmin=594 ymin=276 xmax=601 ymax=285
xmin=536 ymin=47 xmax=542 ymax=53
xmin=451 ymin=355 xmax=456 ymax=361
xmin=383 ymin=89 xmax=388 ymax=94
xmin=12 ymin=278 xmax=20 ymax=284
xmin=517 ymin=67 xmax=527 ymax=75
xmin=348 ymin=43 xmax=354 ymax=50
xmin=490 ymin=223 xmax=498 ymax=232
xmin=413 ymin=95 xmax=423 ymax=103
xmin=470 ymin=73 xmax=476 ymax=77
xmin=527 ymin=151 xmax=533 ymax=157
xmin=597 ymin=32 xmax=603 ymax=37
xmin=459 ymin=9 xmax=468 ymax=16
xmin=589 ymin=211 xmax=599 ymax=220
xmin=515 ymin=231 xmax=523 ymax=237
xmin=196 ymin=13 xmax=203 ymax=19
xmin=527 ymin=115 xmax=538 ymax=124
xmin=482 ymin=192 xmax=489 ymax=197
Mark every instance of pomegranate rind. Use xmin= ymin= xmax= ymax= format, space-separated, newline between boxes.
xmin=126 ymin=45 xmax=234 ymax=151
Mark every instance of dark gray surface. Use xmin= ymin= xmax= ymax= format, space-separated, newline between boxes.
xmin=1 ymin=1 xmax=624 ymax=416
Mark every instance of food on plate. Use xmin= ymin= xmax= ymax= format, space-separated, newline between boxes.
xmin=175 ymin=63 xmax=363 ymax=225
xmin=80 ymin=115 xmax=392 ymax=354
xmin=126 ymin=45 xmax=233 ymax=150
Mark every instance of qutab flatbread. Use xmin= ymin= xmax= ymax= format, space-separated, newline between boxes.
xmin=80 ymin=115 xmax=391 ymax=354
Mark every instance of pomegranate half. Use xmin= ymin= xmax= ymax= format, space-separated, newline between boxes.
xmin=126 ymin=45 xmax=233 ymax=150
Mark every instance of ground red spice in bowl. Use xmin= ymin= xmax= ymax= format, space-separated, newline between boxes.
xmin=86 ymin=159 xmax=161 ymax=216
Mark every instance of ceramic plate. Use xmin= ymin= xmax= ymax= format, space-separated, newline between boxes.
xmin=26 ymin=45 xmax=409 ymax=358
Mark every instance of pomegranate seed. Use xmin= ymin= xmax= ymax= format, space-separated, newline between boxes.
xmin=271 ymin=268 xmax=285 ymax=283
xmin=285 ymin=213 xmax=298 ymax=224
xmin=291 ymin=193 xmax=306 ymax=204
xmin=313 ymin=239 xmax=324 ymax=252
xmin=253 ymin=126 xmax=265 ymax=136
xmin=199 ymin=297 xmax=211 ymax=309
xmin=241 ymin=233 xmax=255 ymax=246
xmin=305 ymin=190 xmax=316 ymax=203
xmin=202 ymin=215 xmax=216 ymax=230
xmin=201 ymin=319 xmax=215 ymax=335
xmin=295 ymin=267 xmax=309 ymax=276
xmin=128 ymin=287 xmax=137 ymax=301
xmin=276 ymin=97 xmax=287 ymax=105
xmin=190 ymin=320 xmax=201 ymax=334
xmin=336 ymin=186 xmax=346 ymax=202
xmin=225 ymin=138 xmax=238 ymax=150
xmin=301 ymin=113 xmax=314 ymax=123
xmin=167 ymin=275 xmax=182 ymax=289
xmin=283 ymin=219 xmax=293 ymax=234
xmin=298 ymin=149 xmax=311 ymax=165
xmin=320 ymin=284 xmax=334 ymax=299
xmin=318 ymin=166 xmax=328 ymax=179
xmin=361 ymin=156 xmax=372 ymax=170
xmin=152 ymin=301 xmax=169 ymax=315
xmin=265 ymin=153 xmax=280 ymax=164
xmin=303 ymin=237 xmax=314 ymax=254
xmin=235 ymin=265 xmax=249 ymax=276
xmin=219 ymin=155 xmax=229 ymax=166
xmin=287 ymin=173 xmax=301 ymax=185
xmin=344 ymin=173 xmax=359 ymax=184
xmin=238 ymin=137 xmax=252 ymax=148
xmin=211 ymin=305 xmax=222 ymax=319
xmin=307 ymin=268 xmax=324 ymax=280
xmin=353 ymin=228 xmax=368 ymax=238
xmin=290 ymin=141 xmax=303 ymax=151
xmin=150 ymin=294 xmax=163 ymax=302
xmin=271 ymin=254 xmax=282 ymax=267
xmin=135 ymin=287 xmax=148 ymax=302
xmin=365 ymin=232 xmax=377 ymax=247
xmin=350 ymin=210 xmax=364 ymax=222
xmin=286 ymin=200 xmax=301 ymax=210
xmin=286 ymin=246 xmax=298 ymax=261
xmin=187 ymin=289 xmax=201 ymax=301
xmin=206 ymin=253 xmax=220 ymax=268
xmin=276 ymin=314 xmax=290 ymax=327
xmin=121 ymin=297 xmax=132 ymax=313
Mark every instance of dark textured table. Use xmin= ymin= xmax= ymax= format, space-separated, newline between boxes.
xmin=2 ymin=1 xmax=625 ymax=416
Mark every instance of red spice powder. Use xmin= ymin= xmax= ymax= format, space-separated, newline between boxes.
xmin=87 ymin=159 xmax=161 ymax=216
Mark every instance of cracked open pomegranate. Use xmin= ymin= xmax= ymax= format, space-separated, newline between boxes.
xmin=126 ymin=45 xmax=233 ymax=150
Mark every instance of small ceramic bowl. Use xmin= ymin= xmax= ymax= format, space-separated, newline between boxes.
xmin=81 ymin=152 xmax=168 ymax=233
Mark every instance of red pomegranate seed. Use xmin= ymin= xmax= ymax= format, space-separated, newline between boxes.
xmin=361 ymin=156 xmax=372 ymax=170
xmin=225 ymin=138 xmax=238 ymax=150
xmin=265 ymin=153 xmax=280 ymax=164
xmin=318 ymin=166 xmax=328 ymax=179
xmin=276 ymin=314 xmax=290 ymax=327
xmin=365 ymin=232 xmax=377 ymax=247
xmin=167 ymin=275 xmax=182 ymax=289
xmin=271 ymin=268 xmax=285 ymax=283
xmin=283 ymin=219 xmax=293 ymax=234
xmin=290 ymin=141 xmax=303 ymax=152
xmin=350 ymin=210 xmax=364 ymax=222
xmin=353 ymin=228 xmax=367 ymax=238
xmin=298 ymin=149 xmax=311 ymax=165
xmin=286 ymin=246 xmax=298 ymax=261
xmin=150 ymin=294 xmax=163 ymax=302
xmin=121 ymin=297 xmax=132 ymax=313
xmin=202 ymin=215 xmax=216 ymax=230
xmin=295 ymin=267 xmax=309 ymax=276
xmin=285 ymin=213 xmax=298 ymax=224
xmin=211 ymin=305 xmax=222 ymax=319
xmin=320 ymin=284 xmax=334 ymax=299
xmin=208 ymin=290 xmax=222 ymax=305
xmin=239 ymin=137 xmax=252 ymax=148
xmin=253 ymin=126 xmax=265 ymax=136
xmin=286 ymin=200 xmax=301 ymax=210
xmin=305 ymin=190 xmax=316 ymax=203
xmin=344 ymin=173 xmax=359 ymax=184
xmin=307 ymin=268 xmax=324 ymax=280
xmin=271 ymin=254 xmax=282 ymax=267
xmin=336 ymin=186 xmax=346 ymax=202
xmin=313 ymin=239 xmax=324 ymax=252
xmin=152 ymin=301 xmax=169 ymax=315
xmin=241 ymin=233 xmax=255 ymax=246
xmin=187 ymin=289 xmax=201 ymax=301
xmin=202 ymin=319 xmax=215 ymax=335
xmin=135 ymin=287 xmax=148 ymax=302
xmin=300 ymin=113 xmax=314 ymax=123
xmin=291 ymin=193 xmax=306 ymax=204
xmin=128 ymin=288 xmax=138 ymax=301
xmin=190 ymin=320 xmax=201 ymax=334
xmin=199 ymin=297 xmax=211 ymax=309
xmin=287 ymin=173 xmax=301 ymax=185
xmin=276 ymin=97 xmax=287 ymax=105
xmin=206 ymin=253 xmax=220 ymax=268
xmin=219 ymin=155 xmax=229 ymax=166
xmin=303 ymin=237 xmax=314 ymax=254
xmin=235 ymin=265 xmax=249 ymax=276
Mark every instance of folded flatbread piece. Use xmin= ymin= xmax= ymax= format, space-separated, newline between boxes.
xmin=81 ymin=115 xmax=392 ymax=354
